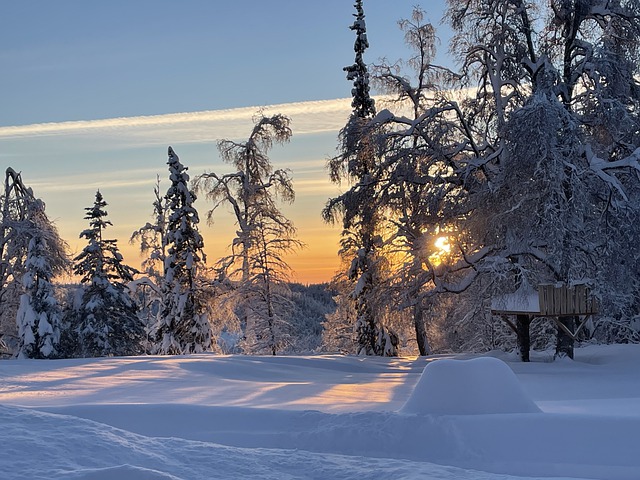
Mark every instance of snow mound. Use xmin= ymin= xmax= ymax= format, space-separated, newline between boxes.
xmin=401 ymin=357 xmax=541 ymax=415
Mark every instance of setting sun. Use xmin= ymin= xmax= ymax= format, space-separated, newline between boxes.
xmin=434 ymin=236 xmax=451 ymax=253
xmin=427 ymin=235 xmax=452 ymax=267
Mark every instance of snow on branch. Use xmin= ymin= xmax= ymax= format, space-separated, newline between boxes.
xmin=585 ymin=144 xmax=640 ymax=202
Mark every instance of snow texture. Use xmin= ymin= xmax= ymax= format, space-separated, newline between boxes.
xmin=1 ymin=345 xmax=640 ymax=479
xmin=491 ymin=291 xmax=540 ymax=314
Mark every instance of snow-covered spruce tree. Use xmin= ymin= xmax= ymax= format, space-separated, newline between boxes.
xmin=344 ymin=0 xmax=376 ymax=120
xmin=16 ymin=216 xmax=68 ymax=358
xmin=156 ymin=147 xmax=212 ymax=355
xmin=323 ymin=0 xmax=398 ymax=356
xmin=196 ymin=114 xmax=302 ymax=355
xmin=72 ymin=191 xmax=144 ymax=357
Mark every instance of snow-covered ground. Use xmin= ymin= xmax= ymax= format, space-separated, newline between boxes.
xmin=1 ymin=345 xmax=639 ymax=480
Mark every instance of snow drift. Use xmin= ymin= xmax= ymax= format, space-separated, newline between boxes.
xmin=401 ymin=356 xmax=541 ymax=415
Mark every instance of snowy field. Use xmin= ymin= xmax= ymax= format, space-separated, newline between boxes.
xmin=1 ymin=345 xmax=640 ymax=480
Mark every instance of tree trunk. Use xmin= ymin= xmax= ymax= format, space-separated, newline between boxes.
xmin=413 ymin=303 xmax=431 ymax=356
xmin=355 ymin=298 xmax=377 ymax=356
xmin=556 ymin=315 xmax=575 ymax=359
xmin=355 ymin=267 xmax=378 ymax=356
xmin=516 ymin=314 xmax=531 ymax=362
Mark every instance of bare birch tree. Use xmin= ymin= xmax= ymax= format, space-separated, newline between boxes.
xmin=196 ymin=114 xmax=302 ymax=355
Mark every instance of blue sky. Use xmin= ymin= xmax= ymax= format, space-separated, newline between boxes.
xmin=0 ymin=1 xmax=450 ymax=283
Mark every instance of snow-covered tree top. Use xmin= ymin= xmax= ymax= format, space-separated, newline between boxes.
xmin=344 ymin=0 xmax=376 ymax=119
xmin=74 ymin=190 xmax=136 ymax=286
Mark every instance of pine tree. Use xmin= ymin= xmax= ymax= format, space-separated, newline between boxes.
xmin=72 ymin=191 xmax=144 ymax=357
xmin=156 ymin=147 xmax=212 ymax=354
xmin=344 ymin=0 xmax=376 ymax=119
xmin=324 ymin=0 xmax=397 ymax=356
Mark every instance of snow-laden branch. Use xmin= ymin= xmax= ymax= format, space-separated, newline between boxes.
xmin=585 ymin=144 xmax=640 ymax=202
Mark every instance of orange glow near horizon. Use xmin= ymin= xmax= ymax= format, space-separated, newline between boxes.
xmin=108 ymin=218 xmax=342 ymax=286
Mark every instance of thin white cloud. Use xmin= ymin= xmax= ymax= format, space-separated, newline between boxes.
xmin=292 ymin=178 xmax=339 ymax=195
xmin=0 ymin=98 xmax=354 ymax=144
xmin=31 ymin=177 xmax=154 ymax=193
